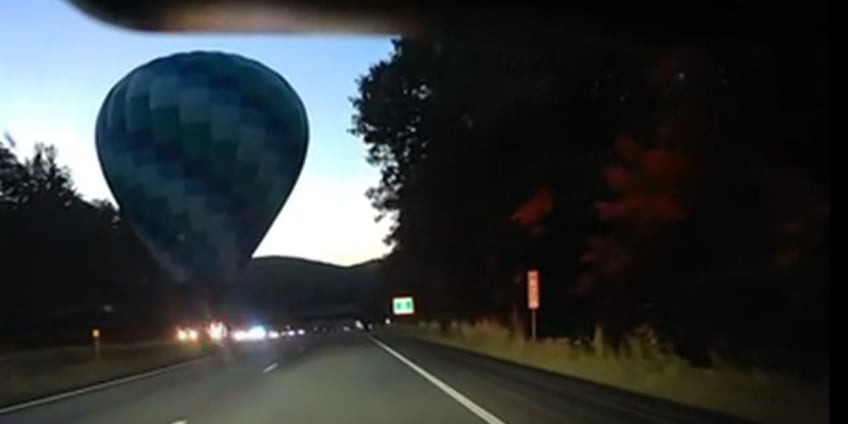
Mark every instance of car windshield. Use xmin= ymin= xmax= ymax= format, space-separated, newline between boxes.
xmin=0 ymin=1 xmax=828 ymax=424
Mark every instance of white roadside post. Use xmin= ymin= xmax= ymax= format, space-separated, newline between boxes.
xmin=91 ymin=328 xmax=101 ymax=360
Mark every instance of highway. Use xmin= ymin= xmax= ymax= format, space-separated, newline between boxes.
xmin=0 ymin=332 xmax=746 ymax=424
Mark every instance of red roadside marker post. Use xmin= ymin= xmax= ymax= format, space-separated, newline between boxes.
xmin=527 ymin=270 xmax=540 ymax=341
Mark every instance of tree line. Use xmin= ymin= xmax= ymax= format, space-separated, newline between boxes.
xmin=0 ymin=138 xmax=194 ymax=348
xmin=351 ymin=35 xmax=828 ymax=378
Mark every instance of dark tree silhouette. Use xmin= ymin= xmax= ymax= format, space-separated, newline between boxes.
xmin=351 ymin=36 xmax=828 ymax=377
xmin=0 ymin=139 xmax=178 ymax=347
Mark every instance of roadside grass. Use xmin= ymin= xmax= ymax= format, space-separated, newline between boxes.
xmin=0 ymin=342 xmax=212 ymax=408
xmin=388 ymin=321 xmax=828 ymax=424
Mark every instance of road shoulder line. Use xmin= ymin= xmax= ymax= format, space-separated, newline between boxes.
xmin=0 ymin=356 xmax=208 ymax=415
xmin=368 ymin=335 xmax=507 ymax=424
xmin=262 ymin=362 xmax=278 ymax=374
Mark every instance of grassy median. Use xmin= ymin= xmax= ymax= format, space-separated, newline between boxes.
xmin=386 ymin=321 xmax=828 ymax=424
xmin=0 ymin=341 xmax=212 ymax=408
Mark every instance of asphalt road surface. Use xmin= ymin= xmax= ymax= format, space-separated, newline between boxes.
xmin=0 ymin=332 xmax=746 ymax=424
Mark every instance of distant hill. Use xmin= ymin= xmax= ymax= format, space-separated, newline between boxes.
xmin=229 ymin=256 xmax=383 ymax=320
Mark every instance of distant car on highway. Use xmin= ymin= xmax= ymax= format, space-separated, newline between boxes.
xmin=304 ymin=318 xmax=369 ymax=335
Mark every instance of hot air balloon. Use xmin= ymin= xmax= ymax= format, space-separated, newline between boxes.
xmin=96 ymin=51 xmax=308 ymax=284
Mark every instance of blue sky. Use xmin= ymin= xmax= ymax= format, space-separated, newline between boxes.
xmin=0 ymin=1 xmax=394 ymax=266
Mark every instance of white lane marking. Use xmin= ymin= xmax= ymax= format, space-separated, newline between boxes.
xmin=0 ymin=357 xmax=208 ymax=416
xmin=369 ymin=336 xmax=508 ymax=424
xmin=171 ymin=420 xmax=188 ymax=424
xmin=262 ymin=362 xmax=278 ymax=374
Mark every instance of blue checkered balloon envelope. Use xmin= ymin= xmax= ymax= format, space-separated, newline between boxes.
xmin=96 ymin=51 xmax=308 ymax=284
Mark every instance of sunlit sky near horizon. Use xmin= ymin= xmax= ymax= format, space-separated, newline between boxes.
xmin=0 ymin=1 xmax=394 ymax=266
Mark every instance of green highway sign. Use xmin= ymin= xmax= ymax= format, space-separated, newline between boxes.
xmin=392 ymin=296 xmax=415 ymax=316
